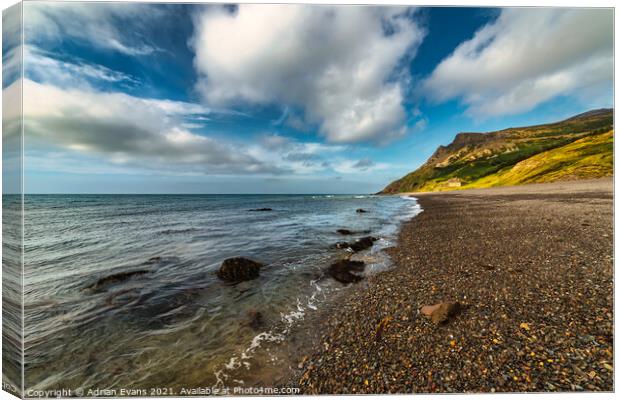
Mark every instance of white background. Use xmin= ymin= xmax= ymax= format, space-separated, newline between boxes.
xmin=0 ymin=1 xmax=616 ymax=399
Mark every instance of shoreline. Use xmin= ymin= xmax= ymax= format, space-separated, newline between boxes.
xmin=294 ymin=178 xmax=613 ymax=393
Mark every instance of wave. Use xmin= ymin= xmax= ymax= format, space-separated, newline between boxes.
xmin=24 ymin=194 xmax=424 ymax=390
xmin=213 ymin=276 xmax=329 ymax=387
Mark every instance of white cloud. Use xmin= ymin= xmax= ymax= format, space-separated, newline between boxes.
xmin=2 ymin=45 xmax=22 ymax=87
xmin=9 ymin=79 xmax=281 ymax=175
xmin=2 ymin=4 xmax=23 ymax=86
xmin=191 ymin=5 xmax=424 ymax=143
xmin=3 ymin=77 xmax=395 ymax=178
xmin=23 ymin=2 xmax=164 ymax=56
xmin=7 ymin=3 xmax=408 ymax=180
xmin=20 ymin=45 xmax=246 ymax=118
xmin=2 ymin=3 xmax=22 ymax=49
xmin=24 ymin=46 xmax=139 ymax=88
xmin=6 ymin=79 xmax=372 ymax=177
xmin=413 ymin=116 xmax=428 ymax=131
xmin=352 ymin=158 xmax=375 ymax=170
xmin=333 ymin=159 xmax=389 ymax=174
xmin=251 ymin=134 xmax=348 ymax=174
xmin=423 ymin=8 xmax=613 ymax=118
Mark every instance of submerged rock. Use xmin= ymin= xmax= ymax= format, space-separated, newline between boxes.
xmin=248 ymin=208 xmax=273 ymax=212
xmin=332 ymin=236 xmax=378 ymax=252
xmin=247 ymin=309 xmax=264 ymax=330
xmin=420 ymin=301 xmax=462 ymax=324
xmin=356 ymin=208 xmax=369 ymax=213
xmin=337 ymin=229 xmax=353 ymax=235
xmin=349 ymin=236 xmax=378 ymax=252
xmin=105 ymin=288 xmax=141 ymax=306
xmin=218 ymin=257 xmax=263 ymax=282
xmin=145 ymin=256 xmax=162 ymax=264
xmin=83 ymin=270 xmax=150 ymax=292
xmin=327 ymin=259 xmax=365 ymax=284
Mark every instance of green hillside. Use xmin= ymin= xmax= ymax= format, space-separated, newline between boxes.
xmin=380 ymin=109 xmax=613 ymax=194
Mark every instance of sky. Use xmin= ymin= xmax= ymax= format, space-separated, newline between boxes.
xmin=2 ymin=2 xmax=614 ymax=194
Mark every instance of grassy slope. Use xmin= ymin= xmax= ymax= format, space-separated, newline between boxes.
xmin=404 ymin=136 xmax=585 ymax=192
xmin=464 ymin=130 xmax=613 ymax=189
xmin=381 ymin=109 xmax=613 ymax=193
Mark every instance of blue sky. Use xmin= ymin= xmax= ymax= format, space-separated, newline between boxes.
xmin=2 ymin=3 xmax=613 ymax=193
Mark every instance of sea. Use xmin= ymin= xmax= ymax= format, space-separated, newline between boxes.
xmin=14 ymin=194 xmax=422 ymax=392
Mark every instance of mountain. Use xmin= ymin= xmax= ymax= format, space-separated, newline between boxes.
xmin=380 ymin=109 xmax=613 ymax=194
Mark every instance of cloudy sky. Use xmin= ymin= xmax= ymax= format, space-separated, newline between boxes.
xmin=2 ymin=2 xmax=613 ymax=193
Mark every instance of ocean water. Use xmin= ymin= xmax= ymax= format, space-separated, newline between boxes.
xmin=17 ymin=194 xmax=421 ymax=392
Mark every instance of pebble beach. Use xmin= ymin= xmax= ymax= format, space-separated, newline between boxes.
xmin=295 ymin=178 xmax=613 ymax=393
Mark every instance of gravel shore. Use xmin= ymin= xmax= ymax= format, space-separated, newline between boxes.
xmin=296 ymin=178 xmax=613 ymax=393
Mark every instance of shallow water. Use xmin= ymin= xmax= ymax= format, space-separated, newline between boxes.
xmin=18 ymin=194 xmax=421 ymax=392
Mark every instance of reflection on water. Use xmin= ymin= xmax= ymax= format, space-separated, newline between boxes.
xmin=23 ymin=194 xmax=421 ymax=392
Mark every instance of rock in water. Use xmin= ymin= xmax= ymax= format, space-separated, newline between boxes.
xmin=327 ymin=259 xmax=365 ymax=284
xmin=420 ymin=301 xmax=462 ymax=324
xmin=349 ymin=236 xmax=378 ymax=252
xmin=332 ymin=236 xmax=378 ymax=252
xmin=248 ymin=208 xmax=273 ymax=211
xmin=337 ymin=229 xmax=353 ymax=235
xmin=218 ymin=257 xmax=263 ymax=282
xmin=83 ymin=270 xmax=150 ymax=292
xmin=356 ymin=208 xmax=368 ymax=213
xmin=247 ymin=309 xmax=264 ymax=330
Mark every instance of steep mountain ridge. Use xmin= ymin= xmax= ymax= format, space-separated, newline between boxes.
xmin=380 ymin=109 xmax=613 ymax=194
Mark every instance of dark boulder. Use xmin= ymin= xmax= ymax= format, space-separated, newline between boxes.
xmin=332 ymin=236 xmax=378 ymax=252
xmin=349 ymin=236 xmax=379 ymax=252
xmin=356 ymin=208 xmax=368 ymax=213
xmin=218 ymin=257 xmax=263 ymax=282
xmin=327 ymin=259 xmax=365 ymax=284
xmin=336 ymin=229 xmax=353 ymax=235
xmin=248 ymin=208 xmax=273 ymax=212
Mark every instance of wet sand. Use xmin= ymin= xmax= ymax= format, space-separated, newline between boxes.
xmin=296 ymin=178 xmax=613 ymax=393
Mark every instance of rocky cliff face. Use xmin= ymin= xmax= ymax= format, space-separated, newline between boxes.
xmin=380 ymin=109 xmax=613 ymax=194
